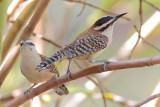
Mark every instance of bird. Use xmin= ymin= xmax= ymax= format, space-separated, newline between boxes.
xmin=20 ymin=39 xmax=69 ymax=95
xmin=36 ymin=13 xmax=127 ymax=79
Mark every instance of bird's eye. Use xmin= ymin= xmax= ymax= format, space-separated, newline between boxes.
xmin=20 ymin=43 xmax=23 ymax=46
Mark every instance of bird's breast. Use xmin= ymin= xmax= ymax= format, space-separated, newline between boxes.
xmin=20 ymin=54 xmax=54 ymax=83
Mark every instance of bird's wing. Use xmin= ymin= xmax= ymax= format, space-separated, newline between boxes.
xmin=66 ymin=33 xmax=108 ymax=59
xmin=39 ymin=54 xmax=59 ymax=76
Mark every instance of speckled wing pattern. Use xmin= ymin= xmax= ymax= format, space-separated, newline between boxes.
xmin=65 ymin=33 xmax=108 ymax=60
xmin=39 ymin=54 xmax=69 ymax=95
xmin=36 ymin=32 xmax=108 ymax=72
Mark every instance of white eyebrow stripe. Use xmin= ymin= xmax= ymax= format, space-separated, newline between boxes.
xmin=21 ymin=39 xmax=32 ymax=44
xmin=25 ymin=40 xmax=32 ymax=43
xmin=93 ymin=18 xmax=114 ymax=31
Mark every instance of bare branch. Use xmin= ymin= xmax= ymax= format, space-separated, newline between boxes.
xmin=143 ymin=0 xmax=160 ymax=12
xmin=128 ymin=25 xmax=141 ymax=59
xmin=32 ymin=33 xmax=63 ymax=48
xmin=128 ymin=0 xmax=143 ymax=59
xmin=77 ymin=0 xmax=87 ymax=16
xmin=0 ymin=89 xmax=23 ymax=102
xmin=7 ymin=0 xmax=25 ymax=21
xmin=5 ymin=56 xmax=160 ymax=107
xmin=134 ymin=26 xmax=160 ymax=52
xmin=73 ymin=60 xmax=107 ymax=107
xmin=135 ymin=93 xmax=160 ymax=107
xmin=65 ymin=0 xmax=130 ymax=21
xmin=0 ymin=95 xmax=14 ymax=102
xmin=87 ymin=76 xmax=107 ymax=107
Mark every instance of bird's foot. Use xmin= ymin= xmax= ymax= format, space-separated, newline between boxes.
xmin=24 ymin=83 xmax=36 ymax=97
xmin=67 ymin=69 xmax=71 ymax=80
xmin=103 ymin=60 xmax=112 ymax=71
xmin=51 ymin=76 xmax=57 ymax=82
xmin=24 ymin=88 xmax=31 ymax=97
xmin=89 ymin=59 xmax=112 ymax=71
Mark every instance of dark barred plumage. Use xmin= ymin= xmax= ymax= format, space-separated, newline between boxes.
xmin=36 ymin=32 xmax=108 ymax=71
xmin=67 ymin=34 xmax=108 ymax=59
xmin=36 ymin=13 xmax=127 ymax=78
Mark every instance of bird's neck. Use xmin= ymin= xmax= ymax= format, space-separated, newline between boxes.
xmin=101 ymin=25 xmax=113 ymax=46
xmin=20 ymin=47 xmax=41 ymax=65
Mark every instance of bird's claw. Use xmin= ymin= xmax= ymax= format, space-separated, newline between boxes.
xmin=51 ymin=76 xmax=57 ymax=82
xmin=67 ymin=70 xmax=71 ymax=80
xmin=24 ymin=89 xmax=31 ymax=97
xmin=103 ymin=61 xmax=112 ymax=71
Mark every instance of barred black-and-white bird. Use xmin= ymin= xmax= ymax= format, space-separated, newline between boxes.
xmin=36 ymin=13 xmax=127 ymax=79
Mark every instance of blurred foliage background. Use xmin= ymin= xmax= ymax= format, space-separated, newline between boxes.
xmin=0 ymin=0 xmax=160 ymax=107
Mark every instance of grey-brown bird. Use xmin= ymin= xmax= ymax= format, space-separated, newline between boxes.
xmin=20 ymin=40 xmax=69 ymax=95
xmin=36 ymin=13 xmax=127 ymax=79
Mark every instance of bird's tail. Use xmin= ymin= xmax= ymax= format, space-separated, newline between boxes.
xmin=36 ymin=49 xmax=67 ymax=71
xmin=54 ymin=84 xmax=69 ymax=95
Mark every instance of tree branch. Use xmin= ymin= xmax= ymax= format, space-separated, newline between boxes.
xmin=135 ymin=93 xmax=160 ymax=107
xmin=77 ymin=0 xmax=87 ymax=16
xmin=143 ymin=0 xmax=160 ymax=12
xmin=5 ymin=56 xmax=160 ymax=107
xmin=65 ymin=0 xmax=130 ymax=21
xmin=128 ymin=0 xmax=143 ymax=59
xmin=87 ymin=76 xmax=107 ymax=107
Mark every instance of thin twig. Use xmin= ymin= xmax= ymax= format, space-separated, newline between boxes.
xmin=0 ymin=89 xmax=23 ymax=102
xmin=135 ymin=93 xmax=160 ymax=107
xmin=5 ymin=56 xmax=160 ymax=107
xmin=128 ymin=0 xmax=143 ymax=59
xmin=0 ymin=95 xmax=15 ymax=102
xmin=128 ymin=32 xmax=140 ymax=59
xmin=73 ymin=60 xmax=107 ymax=107
xmin=32 ymin=33 xmax=63 ymax=48
xmin=77 ymin=0 xmax=87 ymax=16
xmin=20 ymin=0 xmax=51 ymax=40
xmin=143 ymin=0 xmax=160 ymax=12
xmin=87 ymin=76 xmax=107 ymax=107
xmin=134 ymin=26 xmax=160 ymax=52
xmin=139 ymin=0 xmax=143 ymax=25
xmin=65 ymin=0 xmax=130 ymax=21
xmin=128 ymin=25 xmax=141 ymax=59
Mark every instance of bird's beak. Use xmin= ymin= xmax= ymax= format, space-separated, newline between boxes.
xmin=108 ymin=13 xmax=127 ymax=25
xmin=114 ymin=12 xmax=127 ymax=21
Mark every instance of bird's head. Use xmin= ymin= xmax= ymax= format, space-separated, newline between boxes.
xmin=20 ymin=39 xmax=36 ymax=52
xmin=92 ymin=13 xmax=127 ymax=35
